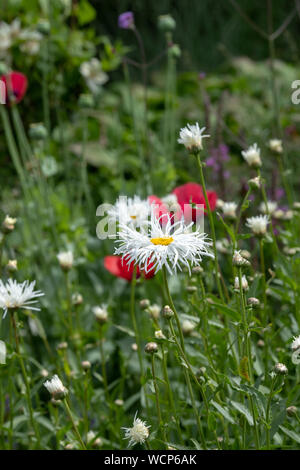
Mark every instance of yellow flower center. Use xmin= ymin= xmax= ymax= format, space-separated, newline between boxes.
xmin=150 ymin=237 xmax=174 ymax=246
xmin=130 ymin=215 xmax=137 ymax=220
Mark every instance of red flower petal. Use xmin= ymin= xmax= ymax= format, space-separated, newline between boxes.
xmin=148 ymin=195 xmax=169 ymax=224
xmin=104 ymin=255 xmax=140 ymax=281
xmin=1 ymin=71 xmax=28 ymax=105
xmin=172 ymin=182 xmax=217 ymax=221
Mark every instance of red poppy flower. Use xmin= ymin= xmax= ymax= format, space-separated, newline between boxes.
xmin=172 ymin=182 xmax=217 ymax=222
xmin=1 ymin=71 xmax=28 ymax=105
xmin=104 ymin=255 xmax=140 ymax=281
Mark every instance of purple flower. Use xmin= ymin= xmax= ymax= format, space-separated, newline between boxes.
xmin=118 ymin=11 xmax=134 ymax=29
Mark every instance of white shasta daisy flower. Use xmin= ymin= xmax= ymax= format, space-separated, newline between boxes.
xmin=259 ymin=200 xmax=278 ymax=215
xmin=222 ymin=202 xmax=238 ymax=219
xmin=291 ymin=335 xmax=300 ymax=352
xmin=0 ymin=279 xmax=44 ymax=318
xmin=20 ymin=30 xmax=42 ymax=55
xmin=80 ymin=58 xmax=108 ymax=94
xmin=0 ymin=22 xmax=12 ymax=55
xmin=241 ymin=143 xmax=262 ymax=168
xmin=115 ymin=213 xmax=213 ymax=275
xmin=93 ymin=305 xmax=108 ymax=323
xmin=246 ymin=215 xmax=269 ymax=236
xmin=178 ymin=122 xmax=210 ymax=151
xmin=44 ymin=374 xmax=68 ymax=399
xmin=122 ymin=412 xmax=150 ymax=447
xmin=108 ymin=195 xmax=150 ymax=228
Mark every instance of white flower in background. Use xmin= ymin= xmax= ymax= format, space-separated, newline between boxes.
xmin=0 ymin=22 xmax=12 ymax=55
xmin=115 ymin=213 xmax=213 ymax=275
xmin=241 ymin=143 xmax=262 ymax=168
xmin=269 ymin=139 xmax=283 ymax=154
xmin=216 ymin=237 xmax=230 ymax=254
xmin=248 ymin=176 xmax=261 ymax=189
xmin=6 ymin=260 xmax=18 ymax=272
xmin=232 ymin=250 xmax=250 ymax=266
xmin=108 ymin=195 xmax=150 ymax=228
xmin=246 ymin=215 xmax=269 ymax=236
xmin=0 ymin=279 xmax=44 ymax=318
xmin=122 ymin=412 xmax=150 ymax=447
xmin=20 ymin=30 xmax=42 ymax=55
xmin=148 ymin=304 xmax=161 ymax=320
xmin=2 ymin=215 xmax=17 ymax=232
xmin=161 ymin=194 xmax=180 ymax=212
xmin=182 ymin=319 xmax=196 ymax=335
xmin=44 ymin=374 xmax=68 ymax=399
xmin=57 ymin=251 xmax=74 ymax=270
xmin=155 ymin=329 xmax=166 ymax=339
xmin=291 ymin=335 xmax=300 ymax=352
xmin=259 ymin=200 xmax=278 ymax=215
xmin=93 ymin=305 xmax=108 ymax=324
xmin=178 ymin=122 xmax=210 ymax=151
xmin=80 ymin=58 xmax=108 ymax=94
xmin=222 ymin=202 xmax=238 ymax=219
xmin=216 ymin=199 xmax=224 ymax=209
xmin=234 ymin=275 xmax=249 ymax=291
xmin=10 ymin=18 xmax=21 ymax=40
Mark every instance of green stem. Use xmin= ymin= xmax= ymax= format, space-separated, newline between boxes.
xmin=265 ymin=375 xmax=277 ymax=449
xmin=195 ymin=153 xmax=224 ymax=301
xmin=151 ymin=354 xmax=166 ymax=443
xmin=63 ymin=398 xmax=86 ymax=450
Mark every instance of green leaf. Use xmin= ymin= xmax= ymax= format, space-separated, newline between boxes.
xmin=211 ymin=400 xmax=235 ymax=424
xmin=231 ymin=400 xmax=254 ymax=425
xmin=279 ymin=425 xmax=300 ymax=444
xmin=0 ymin=340 xmax=6 ymax=364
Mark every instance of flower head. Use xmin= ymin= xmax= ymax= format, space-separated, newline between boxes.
xmin=93 ymin=305 xmax=108 ymax=324
xmin=234 ymin=275 xmax=249 ymax=291
xmin=80 ymin=58 xmax=108 ymax=94
xmin=241 ymin=143 xmax=262 ymax=168
xmin=118 ymin=11 xmax=134 ymax=29
xmin=178 ymin=123 xmax=210 ymax=152
xmin=44 ymin=374 xmax=68 ymax=399
xmin=222 ymin=202 xmax=238 ymax=219
xmin=57 ymin=251 xmax=74 ymax=270
xmin=274 ymin=363 xmax=288 ymax=375
xmin=20 ymin=30 xmax=42 ymax=55
xmin=108 ymin=195 xmax=150 ymax=228
xmin=122 ymin=412 xmax=150 ymax=447
xmin=259 ymin=200 xmax=278 ymax=216
xmin=269 ymin=139 xmax=283 ymax=154
xmin=246 ymin=215 xmax=269 ymax=236
xmin=2 ymin=215 xmax=17 ymax=232
xmin=291 ymin=335 xmax=300 ymax=352
xmin=115 ymin=213 xmax=213 ymax=275
xmin=232 ymin=250 xmax=250 ymax=267
xmin=0 ymin=279 xmax=44 ymax=318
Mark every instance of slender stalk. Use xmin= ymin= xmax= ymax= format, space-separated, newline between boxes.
xmin=257 ymin=168 xmax=278 ymax=251
xmin=265 ymin=374 xmax=277 ymax=449
xmin=10 ymin=311 xmax=40 ymax=448
xmin=63 ymin=398 xmax=86 ymax=450
xmin=151 ymin=354 xmax=166 ymax=443
xmin=195 ymin=152 xmax=224 ymax=301
xmin=99 ymin=325 xmax=109 ymax=403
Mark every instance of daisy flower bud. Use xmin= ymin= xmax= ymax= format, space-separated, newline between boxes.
xmin=115 ymin=399 xmax=124 ymax=407
xmin=257 ymin=339 xmax=265 ymax=348
xmin=57 ymin=251 xmax=74 ymax=270
xmin=122 ymin=413 xmax=150 ymax=447
xmin=87 ymin=431 xmax=102 ymax=447
xmin=240 ymin=250 xmax=251 ymax=260
xmin=93 ymin=305 xmax=108 ymax=324
xmin=131 ymin=343 xmax=138 ymax=351
xmin=182 ymin=320 xmax=196 ymax=335
xmin=155 ymin=329 xmax=166 ymax=340
xmin=241 ymin=143 xmax=262 ymax=168
xmin=140 ymin=299 xmax=150 ymax=310
xmin=232 ymin=250 xmax=250 ymax=267
xmin=248 ymin=176 xmax=261 ymax=189
xmin=292 ymin=202 xmax=300 ymax=211
xmin=246 ymin=215 xmax=269 ymax=236
xmin=178 ymin=122 xmax=210 ymax=152
xmin=274 ymin=363 xmax=288 ymax=375
xmin=2 ymin=215 xmax=17 ymax=233
xmin=57 ymin=341 xmax=68 ymax=351
xmin=186 ymin=285 xmax=197 ymax=293
xmin=163 ymin=305 xmax=174 ymax=319
xmin=6 ymin=259 xmax=18 ymax=272
xmin=192 ymin=266 xmax=203 ymax=275
xmin=147 ymin=304 xmax=161 ymax=320
xmin=269 ymin=139 xmax=283 ymax=154
xmin=286 ymin=406 xmax=297 ymax=417
xmin=158 ymin=14 xmax=176 ymax=32
xmin=29 ymin=122 xmax=48 ymax=141
xmin=222 ymin=202 xmax=238 ymax=219
xmin=81 ymin=361 xmax=91 ymax=371
xmin=44 ymin=375 xmax=68 ymax=400
xmin=144 ymin=342 xmax=158 ymax=354
xmin=248 ymin=297 xmax=260 ymax=307
xmin=72 ymin=292 xmax=83 ymax=306
xmin=234 ymin=275 xmax=249 ymax=291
